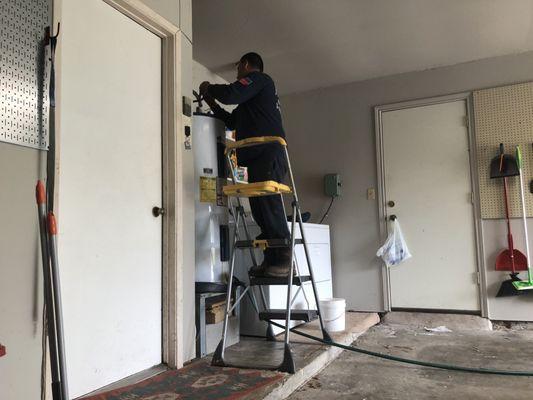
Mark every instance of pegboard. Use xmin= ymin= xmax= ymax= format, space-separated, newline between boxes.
xmin=473 ymin=82 xmax=533 ymax=219
xmin=0 ymin=0 xmax=50 ymax=149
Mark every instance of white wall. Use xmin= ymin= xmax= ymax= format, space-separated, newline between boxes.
xmin=192 ymin=60 xmax=231 ymax=114
xmin=482 ymin=219 xmax=533 ymax=320
xmin=193 ymin=60 xmax=229 ymax=88
xmin=281 ymin=50 xmax=533 ymax=319
xmin=0 ymin=1 xmax=194 ymax=399
xmin=180 ymin=11 xmax=196 ymax=365
xmin=0 ymin=146 xmax=46 ymax=399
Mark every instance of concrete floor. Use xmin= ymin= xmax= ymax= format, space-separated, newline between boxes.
xmin=222 ymin=312 xmax=380 ymax=400
xmin=289 ymin=316 xmax=533 ymax=400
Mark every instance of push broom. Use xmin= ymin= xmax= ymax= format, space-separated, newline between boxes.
xmin=491 ymin=144 xmax=527 ymax=297
xmin=513 ymin=145 xmax=533 ymax=291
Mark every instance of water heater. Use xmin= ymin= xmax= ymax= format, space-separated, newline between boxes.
xmin=192 ymin=113 xmax=228 ymax=284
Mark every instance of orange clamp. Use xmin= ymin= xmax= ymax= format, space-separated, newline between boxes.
xmin=36 ymin=181 xmax=46 ymax=205
xmin=47 ymin=212 xmax=58 ymax=235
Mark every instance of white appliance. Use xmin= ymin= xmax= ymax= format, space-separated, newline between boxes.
xmin=235 ymin=221 xmax=333 ymax=336
xmin=192 ymin=113 xmax=228 ymax=283
xmin=192 ymin=113 xmax=240 ymax=356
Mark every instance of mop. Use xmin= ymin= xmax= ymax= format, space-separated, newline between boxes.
xmin=512 ymin=145 xmax=533 ymax=291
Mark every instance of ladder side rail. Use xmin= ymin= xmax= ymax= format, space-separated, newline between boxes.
xmin=240 ymin=210 xmax=258 ymax=266
xmin=283 ymin=146 xmax=332 ymax=342
xmin=226 ymin=152 xmax=258 ymax=266
xmin=239 ymin=193 xmax=270 ymax=315
xmin=228 ymin=193 xmax=260 ymax=315
xmin=290 ymin=286 xmax=303 ymax=308
xmin=283 ymin=202 xmax=298 ymax=347
xmin=229 ymin=286 xmax=250 ymax=314
xmin=225 ymin=150 xmax=268 ymax=323
xmin=227 ymin=195 xmax=262 ymax=315
xmin=293 ymin=257 xmax=311 ymax=310
xmin=218 ymin=203 xmax=242 ymax=359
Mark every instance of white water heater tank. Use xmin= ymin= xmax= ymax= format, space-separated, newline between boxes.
xmin=192 ymin=113 xmax=228 ymax=283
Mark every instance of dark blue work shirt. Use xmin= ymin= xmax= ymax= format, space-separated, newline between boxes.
xmin=207 ymin=71 xmax=285 ymax=166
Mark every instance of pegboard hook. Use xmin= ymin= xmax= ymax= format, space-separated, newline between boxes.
xmin=44 ymin=23 xmax=60 ymax=45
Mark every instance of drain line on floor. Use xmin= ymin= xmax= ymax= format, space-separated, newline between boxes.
xmin=268 ymin=321 xmax=533 ymax=377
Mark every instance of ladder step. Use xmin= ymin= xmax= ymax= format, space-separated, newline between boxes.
xmin=259 ymin=309 xmax=318 ymax=322
xmin=235 ymin=238 xmax=303 ymax=249
xmin=223 ymin=181 xmax=292 ymax=198
xmin=225 ymin=136 xmax=287 ymax=152
xmin=249 ymin=275 xmax=311 ymax=286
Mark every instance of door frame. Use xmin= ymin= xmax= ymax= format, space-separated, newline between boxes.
xmin=374 ymin=93 xmax=488 ymax=317
xmin=54 ymin=0 xmax=185 ymax=368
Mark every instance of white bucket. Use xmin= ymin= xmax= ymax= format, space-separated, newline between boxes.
xmin=319 ymin=298 xmax=346 ymax=332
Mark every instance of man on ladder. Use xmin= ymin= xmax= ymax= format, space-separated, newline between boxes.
xmin=201 ymin=52 xmax=331 ymax=373
xmin=200 ymin=52 xmax=291 ymax=278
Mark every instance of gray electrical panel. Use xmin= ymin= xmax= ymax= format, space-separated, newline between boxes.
xmin=1 ymin=0 xmax=51 ymax=149
xmin=324 ymin=173 xmax=342 ymax=197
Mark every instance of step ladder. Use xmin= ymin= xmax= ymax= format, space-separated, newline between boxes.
xmin=211 ymin=136 xmax=332 ymax=373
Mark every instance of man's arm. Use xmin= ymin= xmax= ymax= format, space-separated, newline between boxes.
xmin=206 ymin=75 xmax=266 ymax=105
xmin=204 ymin=94 xmax=236 ymax=129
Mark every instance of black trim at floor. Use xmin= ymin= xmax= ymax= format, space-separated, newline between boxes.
xmin=391 ymin=308 xmax=481 ymax=316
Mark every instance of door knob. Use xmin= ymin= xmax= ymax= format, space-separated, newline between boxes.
xmin=152 ymin=206 xmax=165 ymax=217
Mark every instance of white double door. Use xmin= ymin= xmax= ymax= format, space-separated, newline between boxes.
xmin=59 ymin=1 xmax=163 ymax=397
xmin=381 ymin=100 xmax=480 ymax=311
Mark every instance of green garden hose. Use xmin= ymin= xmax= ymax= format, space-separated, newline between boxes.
xmin=268 ymin=321 xmax=533 ymax=377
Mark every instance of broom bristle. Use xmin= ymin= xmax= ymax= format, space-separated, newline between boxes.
xmin=496 ymin=275 xmax=526 ymax=297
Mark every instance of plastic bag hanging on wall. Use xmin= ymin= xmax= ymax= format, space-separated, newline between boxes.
xmin=376 ymin=219 xmax=412 ymax=267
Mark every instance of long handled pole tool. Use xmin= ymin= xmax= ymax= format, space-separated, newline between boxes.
xmin=495 ymin=175 xmax=528 ymax=296
xmin=36 ymin=182 xmax=69 ymax=399
xmin=36 ymin=182 xmax=62 ymax=400
xmin=513 ymin=146 xmax=533 ymax=291
xmin=47 ymin=212 xmax=69 ymax=398
xmin=494 ymin=145 xmax=527 ymax=297
xmin=45 ymin=24 xmax=59 ymax=211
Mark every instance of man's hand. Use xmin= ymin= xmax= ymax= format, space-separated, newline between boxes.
xmin=203 ymin=94 xmax=217 ymax=110
xmin=199 ymin=81 xmax=210 ymax=97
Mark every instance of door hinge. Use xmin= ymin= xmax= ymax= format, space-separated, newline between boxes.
xmin=474 ymin=271 xmax=481 ymax=285
xmin=463 ymin=116 xmax=469 ymax=128
xmin=471 ymin=191 xmax=475 ymax=204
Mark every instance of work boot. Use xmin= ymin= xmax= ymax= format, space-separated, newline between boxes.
xmin=264 ymin=262 xmax=291 ymax=277
xmin=249 ymin=259 xmax=269 ymax=277
xmin=264 ymin=248 xmax=293 ymax=278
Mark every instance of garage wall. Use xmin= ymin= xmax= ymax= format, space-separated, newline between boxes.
xmin=281 ymin=50 xmax=533 ymax=319
xmin=0 ymin=1 xmax=194 ymax=399
xmin=193 ymin=60 xmax=229 ymax=88
xmin=192 ymin=60 xmax=236 ymax=116
xmin=0 ymin=1 xmax=51 ymax=398
xmin=0 ymin=147 xmax=46 ymax=399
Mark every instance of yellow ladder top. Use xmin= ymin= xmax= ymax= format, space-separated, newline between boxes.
xmin=225 ymin=136 xmax=287 ymax=153
xmin=223 ymin=181 xmax=292 ymax=197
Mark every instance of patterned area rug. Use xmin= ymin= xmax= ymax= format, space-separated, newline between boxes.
xmin=82 ymin=359 xmax=284 ymax=400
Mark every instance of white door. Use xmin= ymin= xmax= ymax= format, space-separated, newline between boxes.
xmin=58 ymin=1 xmax=162 ymax=397
xmin=382 ymin=100 xmax=480 ymax=311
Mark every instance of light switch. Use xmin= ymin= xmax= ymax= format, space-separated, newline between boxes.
xmin=367 ymin=188 xmax=376 ymax=200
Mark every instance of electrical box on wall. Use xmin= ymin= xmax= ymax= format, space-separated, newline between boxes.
xmin=182 ymin=96 xmax=192 ymax=150
xmin=324 ymin=174 xmax=341 ymax=197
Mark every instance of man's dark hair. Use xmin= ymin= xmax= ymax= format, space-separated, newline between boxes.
xmin=240 ymin=52 xmax=264 ymax=72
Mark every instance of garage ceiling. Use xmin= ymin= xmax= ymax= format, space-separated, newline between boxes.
xmin=193 ymin=0 xmax=533 ymax=95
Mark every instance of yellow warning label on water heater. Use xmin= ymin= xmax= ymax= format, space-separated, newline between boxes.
xmin=199 ymin=176 xmax=217 ymax=203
